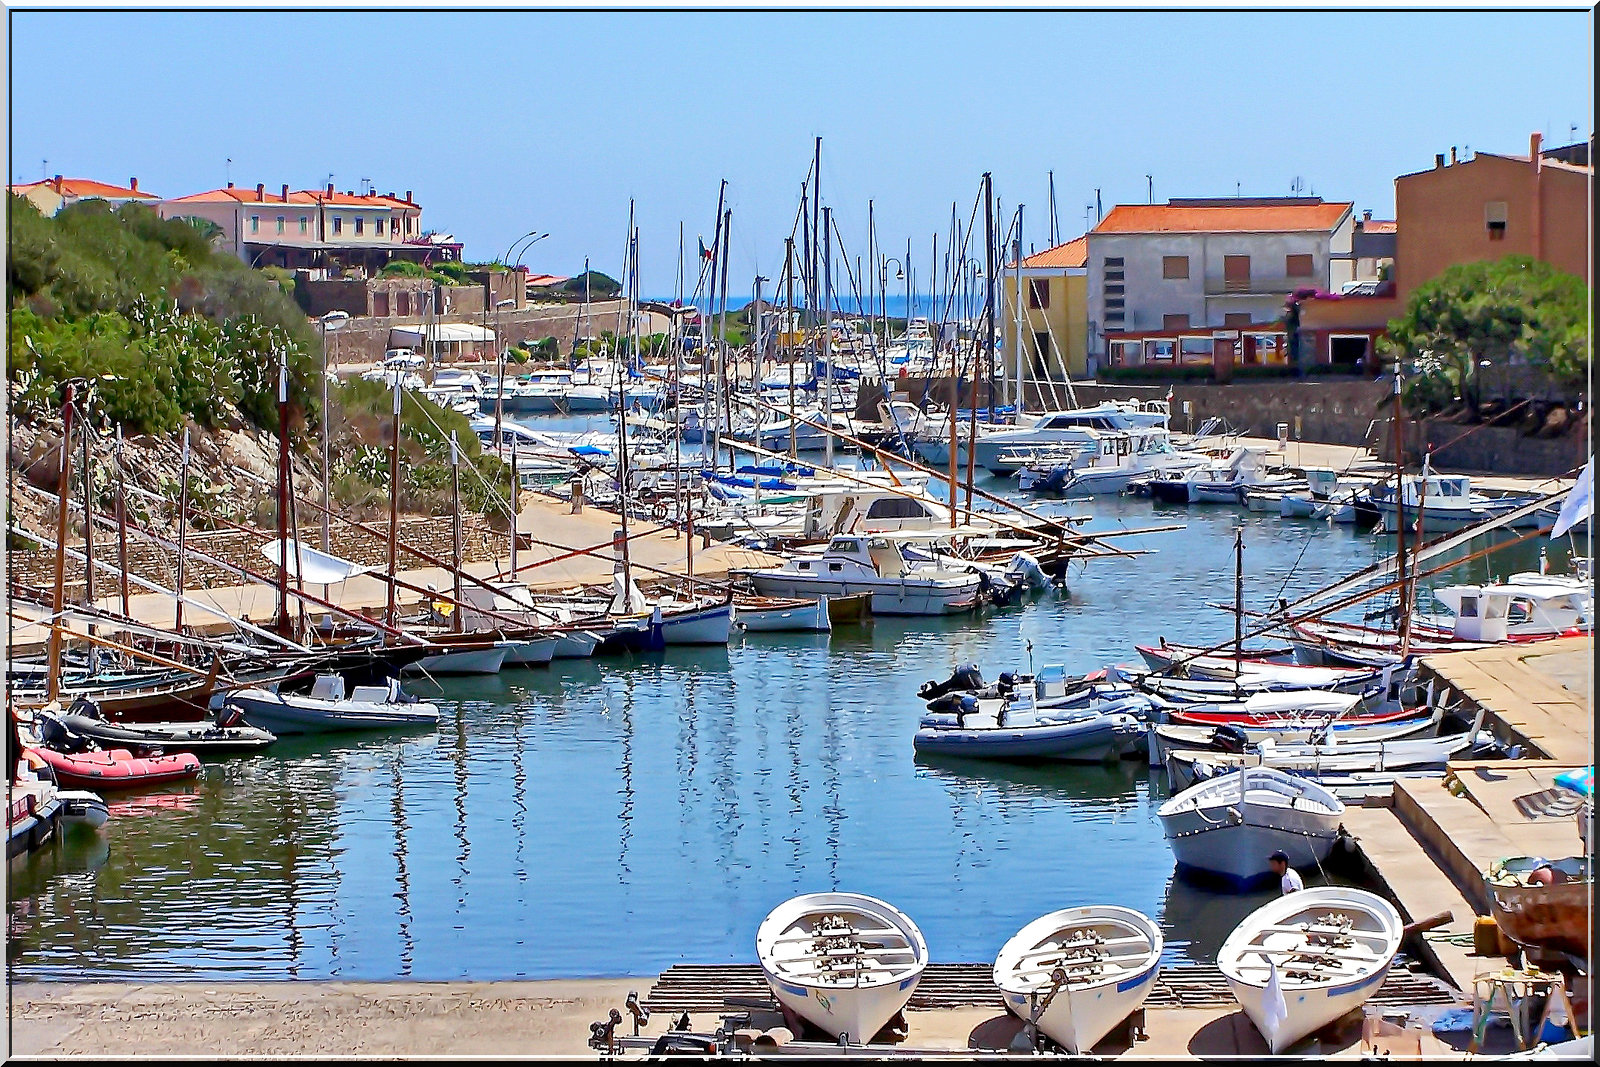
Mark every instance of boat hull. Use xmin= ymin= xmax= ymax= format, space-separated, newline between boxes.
xmin=28 ymin=746 xmax=202 ymax=790
xmin=1485 ymin=857 xmax=1591 ymax=957
xmin=914 ymin=713 xmax=1142 ymax=762
xmin=994 ymin=905 xmax=1163 ymax=1054
xmin=223 ymin=689 xmax=440 ymax=735
xmin=660 ymin=603 xmax=733 ymax=645
xmin=735 ymin=597 xmax=833 ymax=633
xmin=499 ymin=637 xmax=558 ymax=666
xmin=1162 ymin=802 xmax=1341 ymax=887
xmin=56 ymin=712 xmax=276 ymax=755
xmin=403 ymin=645 xmax=509 ymax=676
xmin=747 ymin=574 xmax=978 ymax=617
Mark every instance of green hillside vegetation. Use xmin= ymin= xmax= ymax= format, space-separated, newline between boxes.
xmin=7 ymin=195 xmax=320 ymax=434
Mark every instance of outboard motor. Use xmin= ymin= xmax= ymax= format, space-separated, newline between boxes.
xmin=37 ymin=712 xmax=89 ymax=754
xmin=918 ymin=664 xmax=987 ymax=700
xmin=1004 ymin=551 xmax=1050 ymax=592
xmin=67 ymin=695 xmax=105 ymax=721
xmin=1212 ymin=724 xmax=1251 ymax=753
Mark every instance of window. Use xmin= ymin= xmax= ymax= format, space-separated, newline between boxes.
xmin=1485 ymin=201 xmax=1507 ymax=240
xmin=1224 ymin=312 xmax=1252 ymax=328
xmin=1163 ymin=313 xmax=1190 ymax=331
xmin=866 ymin=497 xmax=929 ymax=520
xmin=1180 ymin=337 xmax=1215 ymax=362
xmin=332 ymin=216 xmax=342 ymax=235
xmin=373 ymin=292 xmax=390 ymax=316
xmin=1146 ymin=339 xmax=1176 ymax=362
xmin=1223 ymin=255 xmax=1251 ymax=290
xmin=1162 ymin=255 xmax=1189 ymax=279
xmin=1460 ymin=595 xmax=1478 ymax=618
xmin=298 ymin=216 xmax=309 ymax=234
xmin=1034 ymin=331 xmax=1051 ymax=360
xmin=250 ymin=215 xmax=259 ymax=233
xmin=1110 ymin=339 xmax=1142 ymax=366
xmin=1104 ymin=297 xmax=1125 ymax=309
xmin=276 ymin=215 xmax=285 ymax=234
xmin=355 ymin=217 xmax=364 ymax=236
xmin=397 ymin=291 xmax=411 ymax=315
xmin=1286 ymin=253 xmax=1314 ymax=277
xmin=1028 ymin=279 xmax=1050 ymax=309
xmin=405 ymin=215 xmax=414 ymax=235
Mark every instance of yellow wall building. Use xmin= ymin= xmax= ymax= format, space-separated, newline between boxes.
xmin=1002 ymin=236 xmax=1088 ymax=398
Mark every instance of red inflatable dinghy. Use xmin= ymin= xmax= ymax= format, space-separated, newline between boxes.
xmin=27 ymin=746 xmax=201 ymax=790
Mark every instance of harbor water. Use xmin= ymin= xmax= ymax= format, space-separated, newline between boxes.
xmin=7 ymin=462 xmax=1563 ymax=983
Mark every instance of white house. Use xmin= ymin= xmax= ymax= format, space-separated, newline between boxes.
xmin=1085 ymin=198 xmax=1355 ymax=365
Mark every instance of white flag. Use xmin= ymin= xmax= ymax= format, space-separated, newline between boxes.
xmin=1261 ymin=958 xmax=1289 ymax=1048
xmin=1551 ymin=457 xmax=1593 ymax=539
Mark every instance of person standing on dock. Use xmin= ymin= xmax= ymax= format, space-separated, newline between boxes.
xmin=1268 ymin=851 xmax=1303 ymax=894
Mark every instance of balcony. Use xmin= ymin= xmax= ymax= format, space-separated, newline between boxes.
xmin=1203 ymin=275 xmax=1317 ymax=297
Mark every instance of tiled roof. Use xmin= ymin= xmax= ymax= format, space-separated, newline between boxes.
xmin=1093 ymin=202 xmax=1353 ymax=234
xmin=1359 ymin=219 xmax=1397 ymax=234
xmin=12 ymin=177 xmax=157 ymax=199
xmin=165 ymin=186 xmax=417 ymax=207
xmin=1017 ymin=235 xmax=1087 ymax=269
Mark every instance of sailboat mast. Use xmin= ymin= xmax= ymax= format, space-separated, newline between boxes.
xmin=450 ymin=431 xmax=463 ymax=633
xmin=79 ymin=414 xmax=96 ymax=638
xmin=1392 ymin=369 xmax=1410 ymax=651
xmin=45 ymin=383 xmax=76 ymax=704
xmin=1234 ymin=524 xmax=1244 ymax=664
xmin=1013 ymin=205 xmax=1025 ymax=414
xmin=510 ymin=441 xmax=520 ymax=579
xmin=384 ymin=379 xmax=402 ymax=628
xmin=822 ymin=206 xmax=834 ymax=469
xmin=275 ymin=361 xmax=292 ymax=637
xmin=114 ymin=425 xmax=130 ymax=617
xmin=616 ymin=210 xmax=636 ymax=594
xmin=785 ymin=237 xmax=798 ymax=460
xmin=175 ymin=429 xmax=190 ymax=634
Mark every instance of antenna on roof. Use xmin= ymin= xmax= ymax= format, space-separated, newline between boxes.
xmin=226 ymin=157 xmax=232 ymax=185
xmin=1047 ymin=170 xmax=1058 ymax=245
xmin=41 ymin=160 xmax=47 ymax=181
xmin=1146 ymin=174 xmax=1153 ymax=204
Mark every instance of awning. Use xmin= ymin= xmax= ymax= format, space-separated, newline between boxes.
xmin=388 ymin=323 xmax=496 ymax=346
xmin=258 ymin=539 xmax=372 ymax=584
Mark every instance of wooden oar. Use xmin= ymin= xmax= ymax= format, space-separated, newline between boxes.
xmin=1254 ymin=924 xmax=1393 ymax=944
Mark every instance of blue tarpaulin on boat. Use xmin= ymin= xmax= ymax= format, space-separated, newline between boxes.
xmin=570 ymin=444 xmax=611 ymax=457
xmin=702 ymin=471 xmax=796 ymax=491
xmin=812 ymin=360 xmax=861 ymax=380
xmin=736 ymin=463 xmax=815 ymax=478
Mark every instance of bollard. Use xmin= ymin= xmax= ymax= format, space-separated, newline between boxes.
xmin=570 ymin=473 xmax=586 ymax=514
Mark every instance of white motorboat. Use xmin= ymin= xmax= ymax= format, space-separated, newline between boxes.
xmin=734 ymin=595 xmax=833 ymax=633
xmin=224 ymin=675 xmax=440 ymax=735
xmin=974 ymin=402 xmax=1170 ymax=475
xmin=1158 ymin=768 xmax=1345 ymax=887
xmin=1422 ymin=566 xmax=1593 ymax=639
xmin=56 ymin=789 xmax=110 ymax=830
xmin=744 ymin=535 xmax=982 ymax=616
xmin=1370 ymin=463 xmax=1548 ymax=532
xmin=1218 ymin=887 xmax=1402 ymax=1053
xmin=1148 ymin=447 xmax=1293 ymax=505
xmin=654 ymin=600 xmax=734 ymax=646
xmin=914 ymin=698 xmax=1145 ymax=763
xmin=993 ymin=905 xmax=1163 ymax=1054
xmin=1134 ymin=644 xmax=1376 ymax=689
xmin=459 ymin=582 xmax=603 ymax=659
xmin=1020 ymin=429 xmax=1209 ymax=496
xmin=1151 ymin=709 xmax=1440 ymax=753
xmin=756 ymin=892 xmax=928 ymax=1045
xmin=1163 ymin=721 xmax=1485 ymax=791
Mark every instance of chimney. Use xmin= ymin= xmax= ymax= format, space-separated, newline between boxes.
xmin=227 ymin=180 xmax=234 ymax=189
xmin=1449 ymin=146 xmax=1457 ymax=165
xmin=327 ymin=182 xmax=334 ymax=196
xmin=1434 ymin=153 xmax=1445 ymax=170
xmin=1363 ymin=208 xmax=1373 ymax=221
xmin=281 ymin=183 xmax=289 ymax=201
xmin=53 ymin=174 xmax=63 ymax=192
xmin=129 ymin=177 xmax=138 ymax=192
xmin=1531 ymin=131 xmax=1544 ymax=261
xmin=387 ymin=191 xmax=396 ymax=200
xmin=256 ymin=182 xmax=265 ymax=201
xmin=405 ymin=190 xmax=412 ymax=203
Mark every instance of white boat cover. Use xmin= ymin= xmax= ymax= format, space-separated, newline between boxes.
xmin=258 ymin=539 xmax=372 ymax=584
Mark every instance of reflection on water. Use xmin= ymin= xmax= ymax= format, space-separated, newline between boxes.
xmin=7 ymin=499 xmax=1558 ymax=982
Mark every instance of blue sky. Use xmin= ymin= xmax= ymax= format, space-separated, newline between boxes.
xmin=9 ymin=9 xmax=1592 ymax=294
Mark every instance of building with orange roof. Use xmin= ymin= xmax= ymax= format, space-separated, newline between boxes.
xmin=156 ymin=181 xmax=453 ymax=273
xmin=1001 ymin=235 xmax=1089 ymax=390
xmin=10 ymin=175 xmax=158 ymax=215
xmin=1085 ymin=197 xmax=1355 ymax=373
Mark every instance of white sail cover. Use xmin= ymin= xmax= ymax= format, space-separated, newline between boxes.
xmin=258 ymin=539 xmax=372 ymax=584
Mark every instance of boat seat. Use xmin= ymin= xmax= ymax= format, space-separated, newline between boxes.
xmin=309 ymin=675 xmax=346 ymax=702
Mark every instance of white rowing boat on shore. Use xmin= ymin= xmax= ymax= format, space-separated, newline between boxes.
xmin=993 ymin=905 xmax=1163 ymax=1053
xmin=756 ymin=892 xmax=928 ymax=1045
xmin=1219 ymin=887 xmax=1402 ymax=1053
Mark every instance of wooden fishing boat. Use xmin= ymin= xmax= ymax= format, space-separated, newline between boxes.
xmin=734 ymin=595 xmax=833 ymax=633
xmin=1484 ymin=856 xmax=1591 ymax=958
xmin=1158 ymin=768 xmax=1345 ymax=887
xmin=1219 ymin=887 xmax=1402 ymax=1053
xmin=992 ymin=905 xmax=1163 ymax=1053
xmin=1164 ymin=726 xmax=1482 ymax=791
xmin=1152 ymin=710 xmax=1438 ymax=754
xmin=1165 ymin=699 xmax=1411 ymax=728
xmin=222 ymin=675 xmax=440 ymax=735
xmin=825 ymin=591 xmax=871 ymax=624
xmin=756 ymin=892 xmax=928 ymax=1045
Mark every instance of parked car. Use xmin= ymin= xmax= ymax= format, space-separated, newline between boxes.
xmin=383 ymin=349 xmax=425 ymax=368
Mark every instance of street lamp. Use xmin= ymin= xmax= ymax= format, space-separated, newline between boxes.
xmin=880 ymin=256 xmax=906 ymax=351
xmin=317 ymin=309 xmax=349 ymax=562
xmin=493 ymin=297 xmax=520 ymax=447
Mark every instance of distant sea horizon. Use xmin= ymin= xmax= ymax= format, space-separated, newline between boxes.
xmin=644 ymin=294 xmax=941 ymax=321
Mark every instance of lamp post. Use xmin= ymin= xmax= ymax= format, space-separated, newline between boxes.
xmin=493 ymin=297 xmax=518 ymax=448
xmin=880 ymin=256 xmax=905 ymax=355
xmin=317 ymin=310 xmax=349 ymax=560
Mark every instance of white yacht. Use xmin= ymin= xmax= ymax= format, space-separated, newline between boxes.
xmin=742 ymin=534 xmax=983 ymax=615
xmin=1018 ymin=427 xmax=1208 ymax=495
xmin=972 ymin=401 xmax=1171 ymax=475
